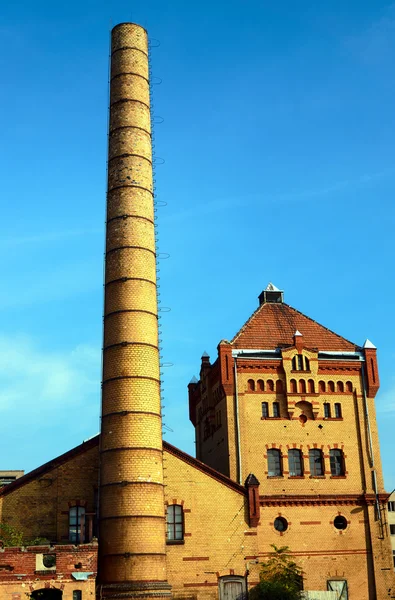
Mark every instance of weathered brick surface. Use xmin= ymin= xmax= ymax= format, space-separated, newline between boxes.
xmin=99 ymin=21 xmax=169 ymax=597
xmin=0 ymin=442 xmax=98 ymax=542
xmin=0 ymin=545 xmax=97 ymax=600
xmin=190 ymin=307 xmax=395 ymax=598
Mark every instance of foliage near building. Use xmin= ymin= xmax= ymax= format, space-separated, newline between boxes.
xmin=250 ymin=545 xmax=303 ymax=600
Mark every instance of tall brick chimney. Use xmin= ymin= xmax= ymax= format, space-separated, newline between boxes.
xmin=98 ymin=23 xmax=171 ymax=600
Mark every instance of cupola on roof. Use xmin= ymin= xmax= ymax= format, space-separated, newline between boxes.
xmin=233 ymin=287 xmax=358 ymax=352
xmin=258 ymin=282 xmax=284 ymax=305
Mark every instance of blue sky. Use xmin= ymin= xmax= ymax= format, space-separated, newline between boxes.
xmin=1 ymin=0 xmax=394 ymax=490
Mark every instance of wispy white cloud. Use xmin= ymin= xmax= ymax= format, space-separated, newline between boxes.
xmin=0 ymin=334 xmax=100 ymax=419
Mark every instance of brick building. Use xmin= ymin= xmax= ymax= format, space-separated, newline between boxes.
xmin=0 ymin=20 xmax=394 ymax=600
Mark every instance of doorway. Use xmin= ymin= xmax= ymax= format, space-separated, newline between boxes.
xmin=218 ymin=575 xmax=247 ymax=600
xmin=31 ymin=590 xmax=62 ymax=600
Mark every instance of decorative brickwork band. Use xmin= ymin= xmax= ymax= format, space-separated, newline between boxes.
xmin=98 ymin=22 xmax=170 ymax=599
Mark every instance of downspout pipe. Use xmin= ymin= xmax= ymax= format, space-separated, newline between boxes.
xmin=234 ymin=357 xmax=242 ymax=485
xmin=361 ymin=361 xmax=382 ymax=528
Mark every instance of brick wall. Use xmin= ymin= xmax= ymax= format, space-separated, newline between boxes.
xmin=0 ymin=544 xmax=97 ymax=600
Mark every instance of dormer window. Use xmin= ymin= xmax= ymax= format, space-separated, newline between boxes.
xmin=292 ymin=354 xmax=310 ymax=371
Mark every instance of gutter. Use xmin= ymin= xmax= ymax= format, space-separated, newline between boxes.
xmin=360 ymin=361 xmax=382 ymax=531
xmin=233 ymin=356 xmax=242 ymax=485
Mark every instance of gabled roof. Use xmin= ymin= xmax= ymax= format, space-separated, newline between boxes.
xmin=0 ymin=435 xmax=100 ymax=497
xmin=0 ymin=435 xmax=246 ymax=497
xmin=231 ymin=302 xmax=358 ymax=351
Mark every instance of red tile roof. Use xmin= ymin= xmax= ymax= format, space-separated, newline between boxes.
xmin=231 ymin=302 xmax=358 ymax=351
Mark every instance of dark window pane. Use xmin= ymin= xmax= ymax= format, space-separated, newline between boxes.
xmin=324 ymin=404 xmax=331 ymax=418
xmin=309 ymin=449 xmax=323 ymax=476
xmin=335 ymin=403 xmax=342 ymax=418
xmin=330 ymin=450 xmax=344 ymax=476
xmin=273 ymin=402 xmax=280 ymax=417
xmin=262 ymin=402 xmax=268 ymax=418
xmin=289 ymin=449 xmax=303 ymax=476
xmin=73 ymin=592 xmax=82 ymax=600
xmin=167 ymin=505 xmax=184 ymax=541
xmin=268 ymin=450 xmax=282 ymax=476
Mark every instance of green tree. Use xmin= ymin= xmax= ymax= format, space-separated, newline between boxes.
xmin=249 ymin=545 xmax=303 ymax=600
xmin=0 ymin=522 xmax=49 ymax=547
xmin=0 ymin=523 xmax=24 ymax=547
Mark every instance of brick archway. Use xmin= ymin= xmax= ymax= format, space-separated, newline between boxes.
xmin=31 ymin=590 xmax=62 ymax=600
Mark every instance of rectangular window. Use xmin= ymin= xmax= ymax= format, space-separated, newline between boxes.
xmin=334 ymin=403 xmax=342 ymax=418
xmin=324 ymin=403 xmax=331 ymax=418
xmin=167 ymin=505 xmax=184 ymax=541
xmin=288 ymin=449 xmax=303 ymax=477
xmin=330 ymin=449 xmax=345 ymax=476
xmin=390 ymin=525 xmax=395 ymax=535
xmin=388 ymin=501 xmax=395 ymax=512
xmin=261 ymin=402 xmax=268 ymax=418
xmin=73 ymin=592 xmax=82 ymax=600
xmin=69 ymin=506 xmax=86 ymax=544
xmin=267 ymin=449 xmax=282 ymax=477
xmin=272 ymin=402 xmax=280 ymax=417
xmin=309 ymin=449 xmax=324 ymax=477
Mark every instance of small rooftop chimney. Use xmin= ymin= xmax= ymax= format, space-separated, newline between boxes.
xmin=258 ymin=282 xmax=284 ymax=305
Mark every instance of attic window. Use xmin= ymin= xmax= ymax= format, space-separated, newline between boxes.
xmin=292 ymin=355 xmax=310 ymax=371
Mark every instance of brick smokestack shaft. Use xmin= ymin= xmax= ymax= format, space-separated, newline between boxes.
xmin=98 ymin=23 xmax=170 ymax=599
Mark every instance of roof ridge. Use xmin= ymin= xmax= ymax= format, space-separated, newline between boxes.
xmin=231 ymin=301 xmax=357 ymax=349
xmin=0 ymin=435 xmax=246 ymax=498
xmin=0 ymin=435 xmax=100 ymax=497
xmin=163 ymin=440 xmax=246 ymax=494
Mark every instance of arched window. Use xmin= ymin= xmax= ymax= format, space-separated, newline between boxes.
xmin=272 ymin=402 xmax=280 ymax=417
xmin=69 ymin=506 xmax=86 ymax=544
xmin=309 ymin=449 xmax=324 ymax=477
xmin=292 ymin=355 xmax=309 ymax=371
xmin=328 ymin=381 xmax=335 ymax=392
xmin=261 ymin=402 xmax=269 ymax=418
xmin=247 ymin=379 xmax=255 ymax=391
xmin=275 ymin=380 xmax=283 ymax=393
xmin=257 ymin=379 xmax=265 ymax=391
xmin=324 ymin=403 xmax=331 ymax=418
xmin=337 ymin=381 xmax=344 ymax=393
xmin=334 ymin=403 xmax=342 ymax=418
xmin=318 ymin=381 xmax=326 ymax=393
xmin=166 ymin=504 xmax=184 ymax=541
xmin=290 ymin=379 xmax=297 ymax=393
xmin=288 ymin=449 xmax=303 ymax=477
xmin=267 ymin=449 xmax=282 ymax=477
xmin=329 ymin=449 xmax=345 ymax=476
xmin=346 ymin=381 xmax=353 ymax=392
xmin=267 ymin=379 xmax=274 ymax=391
xmin=299 ymin=379 xmax=306 ymax=394
xmin=308 ymin=379 xmax=315 ymax=393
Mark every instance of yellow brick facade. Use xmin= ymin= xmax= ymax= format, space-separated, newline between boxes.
xmin=1 ymin=19 xmax=394 ymax=600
